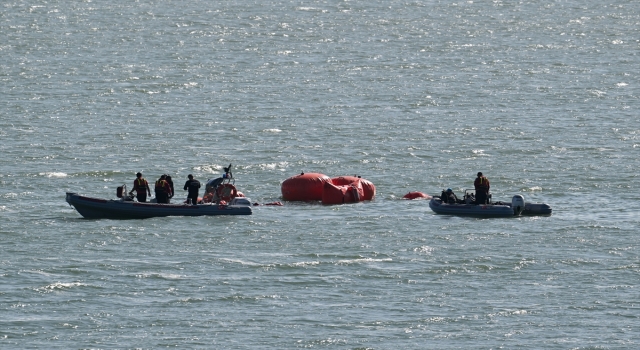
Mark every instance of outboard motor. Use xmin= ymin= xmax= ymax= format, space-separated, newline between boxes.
xmin=511 ymin=195 xmax=525 ymax=216
xmin=117 ymin=184 xmax=126 ymax=198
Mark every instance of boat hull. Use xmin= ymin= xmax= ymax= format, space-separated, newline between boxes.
xmin=429 ymin=198 xmax=552 ymax=217
xmin=66 ymin=192 xmax=252 ymax=219
xmin=429 ymin=198 xmax=515 ymax=217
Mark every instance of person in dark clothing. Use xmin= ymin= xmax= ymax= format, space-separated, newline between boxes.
xmin=474 ymin=172 xmax=490 ymax=205
xmin=444 ymin=188 xmax=458 ymax=204
xmin=155 ymin=175 xmax=165 ymax=204
xmin=183 ymin=174 xmax=201 ymax=205
xmin=165 ymin=175 xmax=175 ymax=201
xmin=130 ymin=172 xmax=151 ymax=202
xmin=155 ymin=175 xmax=173 ymax=204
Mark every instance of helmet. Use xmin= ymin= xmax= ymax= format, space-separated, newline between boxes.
xmin=446 ymin=188 xmax=452 ymax=192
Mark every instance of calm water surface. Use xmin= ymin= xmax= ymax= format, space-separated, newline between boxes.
xmin=1 ymin=0 xmax=639 ymax=348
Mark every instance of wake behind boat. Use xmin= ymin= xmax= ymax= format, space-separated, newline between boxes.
xmin=429 ymin=189 xmax=552 ymax=218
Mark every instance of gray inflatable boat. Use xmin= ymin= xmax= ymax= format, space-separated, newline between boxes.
xmin=66 ymin=192 xmax=252 ymax=219
xmin=429 ymin=190 xmax=552 ymax=217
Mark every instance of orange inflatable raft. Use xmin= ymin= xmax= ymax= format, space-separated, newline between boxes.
xmin=281 ymin=173 xmax=376 ymax=205
xmin=322 ymin=179 xmax=365 ymax=205
xmin=281 ymin=173 xmax=331 ymax=201
xmin=330 ymin=176 xmax=376 ymax=201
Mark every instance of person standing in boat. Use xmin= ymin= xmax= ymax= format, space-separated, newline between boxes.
xmin=474 ymin=172 xmax=490 ymax=205
xmin=130 ymin=172 xmax=152 ymax=202
xmin=165 ymin=175 xmax=175 ymax=201
xmin=183 ymin=174 xmax=201 ymax=205
xmin=155 ymin=175 xmax=173 ymax=204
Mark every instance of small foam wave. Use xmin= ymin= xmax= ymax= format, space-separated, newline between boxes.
xmin=37 ymin=282 xmax=85 ymax=292
xmin=178 ymin=297 xmax=206 ymax=303
xmin=489 ymin=309 xmax=529 ymax=317
xmin=336 ymin=258 xmax=392 ymax=265
xmin=254 ymin=162 xmax=289 ymax=171
xmin=137 ymin=273 xmax=183 ymax=280
xmin=218 ymin=258 xmax=270 ymax=268
xmin=40 ymin=172 xmax=68 ymax=178
xmin=296 ymin=7 xmax=327 ymax=13
xmin=194 ymin=164 xmax=224 ymax=173
xmin=258 ymin=163 xmax=278 ymax=170
xmin=262 ymin=128 xmax=282 ymax=133
xmin=290 ymin=261 xmax=320 ymax=267
xmin=414 ymin=246 xmax=435 ymax=254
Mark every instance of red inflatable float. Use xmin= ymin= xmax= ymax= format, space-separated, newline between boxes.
xmin=281 ymin=172 xmax=331 ymax=201
xmin=282 ymin=173 xmax=376 ymax=204
xmin=402 ymin=191 xmax=432 ymax=200
xmin=322 ymin=180 xmax=365 ymax=205
xmin=331 ymin=176 xmax=375 ymax=201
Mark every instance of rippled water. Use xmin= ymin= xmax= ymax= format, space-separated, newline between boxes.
xmin=1 ymin=0 xmax=639 ymax=348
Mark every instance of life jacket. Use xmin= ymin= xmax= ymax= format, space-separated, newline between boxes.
xmin=135 ymin=178 xmax=148 ymax=190
xmin=475 ymin=177 xmax=489 ymax=190
xmin=155 ymin=179 xmax=167 ymax=193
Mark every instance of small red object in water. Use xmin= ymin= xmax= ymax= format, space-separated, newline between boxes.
xmin=402 ymin=192 xmax=432 ymax=200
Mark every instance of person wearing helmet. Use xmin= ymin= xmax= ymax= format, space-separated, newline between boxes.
xmin=440 ymin=188 xmax=459 ymax=204
xmin=474 ymin=172 xmax=490 ymax=205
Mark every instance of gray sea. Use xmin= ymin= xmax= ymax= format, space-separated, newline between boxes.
xmin=1 ymin=0 xmax=639 ymax=348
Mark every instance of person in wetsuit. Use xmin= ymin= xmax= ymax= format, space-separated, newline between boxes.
xmin=183 ymin=174 xmax=201 ymax=205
